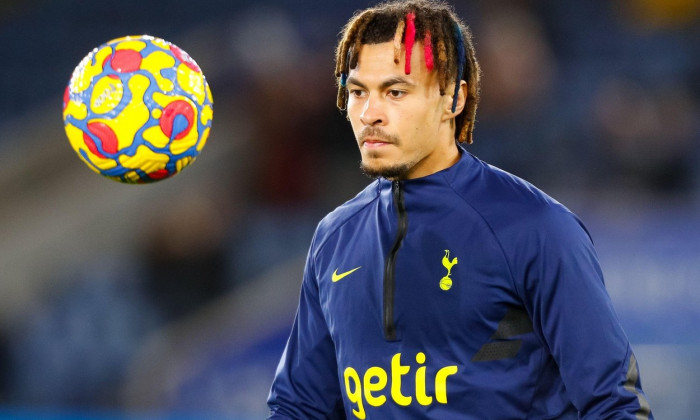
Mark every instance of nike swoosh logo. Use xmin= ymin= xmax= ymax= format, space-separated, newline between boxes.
xmin=332 ymin=266 xmax=362 ymax=282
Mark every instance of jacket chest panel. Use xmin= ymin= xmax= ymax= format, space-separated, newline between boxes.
xmin=317 ymin=211 xmax=521 ymax=350
xmin=389 ymin=220 xmax=520 ymax=342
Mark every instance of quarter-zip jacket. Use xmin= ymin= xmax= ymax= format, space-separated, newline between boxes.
xmin=268 ymin=149 xmax=652 ymax=419
xmin=383 ymin=180 xmax=406 ymax=341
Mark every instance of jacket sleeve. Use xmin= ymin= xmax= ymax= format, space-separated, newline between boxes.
xmin=518 ymin=208 xmax=653 ymax=419
xmin=267 ymin=244 xmax=346 ymax=419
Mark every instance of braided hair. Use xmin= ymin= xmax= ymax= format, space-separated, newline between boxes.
xmin=335 ymin=0 xmax=481 ymax=144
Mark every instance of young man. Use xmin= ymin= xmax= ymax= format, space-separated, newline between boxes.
xmin=267 ymin=1 xmax=653 ymax=418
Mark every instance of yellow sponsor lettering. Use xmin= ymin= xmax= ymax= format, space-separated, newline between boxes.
xmin=344 ymin=367 xmax=365 ymax=419
xmin=435 ymin=365 xmax=458 ymax=403
xmin=415 ymin=352 xmax=433 ymax=405
xmin=363 ymin=367 xmax=387 ymax=406
xmin=343 ymin=352 xmax=458 ymax=418
xmin=391 ymin=353 xmax=412 ymax=406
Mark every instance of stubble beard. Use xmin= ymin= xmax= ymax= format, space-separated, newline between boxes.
xmin=360 ymin=160 xmax=413 ymax=180
xmin=357 ymin=127 xmax=412 ymax=180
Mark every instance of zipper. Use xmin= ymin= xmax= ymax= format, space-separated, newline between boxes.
xmin=384 ymin=180 xmax=407 ymax=341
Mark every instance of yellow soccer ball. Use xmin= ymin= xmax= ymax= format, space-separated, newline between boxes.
xmin=62 ymin=35 xmax=213 ymax=183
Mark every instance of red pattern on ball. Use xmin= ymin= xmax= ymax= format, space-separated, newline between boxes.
xmin=83 ymin=121 xmax=119 ymax=158
xmin=63 ymin=86 xmax=70 ymax=111
xmin=170 ymin=45 xmax=202 ymax=73
xmin=159 ymin=100 xmax=195 ymax=140
xmin=147 ymin=169 xmax=171 ymax=180
xmin=105 ymin=49 xmax=142 ymax=73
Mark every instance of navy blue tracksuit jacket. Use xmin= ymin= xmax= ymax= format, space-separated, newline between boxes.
xmin=268 ymin=149 xmax=652 ymax=419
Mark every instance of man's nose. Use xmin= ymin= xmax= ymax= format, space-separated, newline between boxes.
xmin=360 ymin=95 xmax=385 ymax=126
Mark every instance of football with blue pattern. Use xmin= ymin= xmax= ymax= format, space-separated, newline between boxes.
xmin=62 ymin=35 xmax=213 ymax=183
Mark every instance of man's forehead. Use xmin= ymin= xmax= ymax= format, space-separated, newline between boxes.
xmin=349 ymin=41 xmax=430 ymax=83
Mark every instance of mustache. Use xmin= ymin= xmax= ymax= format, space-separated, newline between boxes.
xmin=359 ymin=127 xmax=399 ymax=144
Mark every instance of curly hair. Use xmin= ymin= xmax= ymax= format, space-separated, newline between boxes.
xmin=335 ymin=0 xmax=481 ymax=144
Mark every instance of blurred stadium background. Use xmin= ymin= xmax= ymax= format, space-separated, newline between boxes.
xmin=0 ymin=0 xmax=698 ymax=418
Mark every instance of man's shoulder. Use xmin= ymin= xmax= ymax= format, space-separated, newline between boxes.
xmin=456 ymin=154 xmax=585 ymax=237
xmin=313 ymin=180 xmax=382 ymax=245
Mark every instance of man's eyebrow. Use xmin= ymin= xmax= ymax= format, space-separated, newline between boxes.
xmin=345 ymin=76 xmax=366 ymax=89
xmin=345 ymin=76 xmax=415 ymax=90
xmin=379 ymin=76 xmax=415 ymax=90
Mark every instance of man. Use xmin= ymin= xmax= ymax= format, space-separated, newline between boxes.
xmin=267 ymin=1 xmax=653 ymax=418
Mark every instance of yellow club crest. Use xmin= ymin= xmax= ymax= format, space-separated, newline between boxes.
xmin=439 ymin=250 xmax=458 ymax=291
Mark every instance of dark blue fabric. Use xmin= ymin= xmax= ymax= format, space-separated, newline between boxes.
xmin=268 ymin=149 xmax=652 ymax=419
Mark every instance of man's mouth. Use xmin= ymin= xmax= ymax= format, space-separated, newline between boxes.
xmin=360 ymin=126 xmax=398 ymax=149
xmin=362 ymin=137 xmax=392 ymax=149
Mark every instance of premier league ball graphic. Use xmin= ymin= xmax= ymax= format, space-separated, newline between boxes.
xmin=62 ymin=35 xmax=213 ymax=183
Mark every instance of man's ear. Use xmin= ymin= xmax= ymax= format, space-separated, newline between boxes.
xmin=442 ymin=80 xmax=468 ymax=121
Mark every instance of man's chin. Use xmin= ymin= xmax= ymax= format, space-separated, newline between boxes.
xmin=360 ymin=161 xmax=412 ymax=180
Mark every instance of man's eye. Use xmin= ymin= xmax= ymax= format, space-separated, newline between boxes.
xmin=388 ymin=90 xmax=405 ymax=98
xmin=349 ymin=89 xmax=365 ymax=98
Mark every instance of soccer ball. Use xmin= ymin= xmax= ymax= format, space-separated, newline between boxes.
xmin=62 ymin=35 xmax=213 ymax=183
